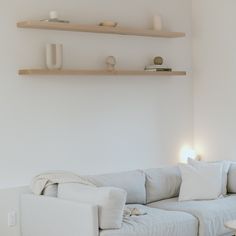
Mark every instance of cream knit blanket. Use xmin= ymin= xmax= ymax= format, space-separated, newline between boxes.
xmin=31 ymin=171 xmax=95 ymax=195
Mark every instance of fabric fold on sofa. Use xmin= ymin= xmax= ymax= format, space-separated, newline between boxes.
xmin=148 ymin=196 xmax=236 ymax=236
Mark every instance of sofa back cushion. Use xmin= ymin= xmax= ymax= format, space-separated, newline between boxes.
xmin=228 ymin=163 xmax=236 ymax=193
xmin=87 ymin=170 xmax=146 ymax=204
xmin=145 ymin=166 xmax=181 ymax=203
xmin=58 ymin=183 xmax=127 ymax=230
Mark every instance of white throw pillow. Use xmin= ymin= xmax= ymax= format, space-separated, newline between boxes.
xmin=188 ymin=158 xmax=230 ymax=196
xmin=228 ymin=162 xmax=236 ymax=193
xmin=178 ymin=163 xmax=223 ymax=201
xmin=58 ymin=183 xmax=127 ymax=230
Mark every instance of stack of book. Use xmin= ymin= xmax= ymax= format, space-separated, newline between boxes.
xmin=144 ymin=65 xmax=172 ymax=72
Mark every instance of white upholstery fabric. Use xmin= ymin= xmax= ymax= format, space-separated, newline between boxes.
xmin=42 ymin=184 xmax=58 ymax=197
xmin=178 ymin=163 xmax=222 ymax=201
xmin=100 ymin=204 xmax=198 ymax=236
xmin=145 ymin=166 xmax=181 ymax=203
xmin=87 ymin=170 xmax=146 ymax=204
xmin=228 ymin=163 xmax=236 ymax=193
xmin=21 ymin=194 xmax=98 ymax=236
xmin=58 ymin=183 xmax=126 ymax=230
xmin=148 ymin=195 xmax=236 ymax=236
xmin=188 ymin=159 xmax=230 ymax=195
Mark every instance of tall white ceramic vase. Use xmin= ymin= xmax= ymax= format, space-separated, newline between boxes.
xmin=46 ymin=44 xmax=63 ymax=70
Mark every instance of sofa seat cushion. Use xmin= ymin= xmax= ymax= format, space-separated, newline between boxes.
xmin=100 ymin=204 xmax=198 ymax=236
xmin=148 ymin=195 xmax=236 ymax=236
xmin=87 ymin=170 xmax=146 ymax=204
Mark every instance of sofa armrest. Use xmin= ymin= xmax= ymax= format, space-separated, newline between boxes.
xmin=20 ymin=194 xmax=99 ymax=236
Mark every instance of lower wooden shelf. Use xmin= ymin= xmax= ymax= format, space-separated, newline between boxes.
xmin=18 ymin=69 xmax=186 ymax=76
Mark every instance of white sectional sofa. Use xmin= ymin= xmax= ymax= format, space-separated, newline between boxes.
xmin=20 ymin=164 xmax=236 ymax=236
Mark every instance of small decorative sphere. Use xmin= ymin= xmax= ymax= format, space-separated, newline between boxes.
xmin=154 ymin=56 xmax=163 ymax=65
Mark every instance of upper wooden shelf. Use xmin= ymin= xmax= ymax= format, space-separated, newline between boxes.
xmin=17 ymin=20 xmax=186 ymax=38
xmin=18 ymin=69 xmax=187 ymax=76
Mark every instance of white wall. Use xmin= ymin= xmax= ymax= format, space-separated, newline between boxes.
xmin=0 ymin=187 xmax=29 ymax=236
xmin=0 ymin=0 xmax=192 ymax=235
xmin=192 ymin=0 xmax=236 ymax=161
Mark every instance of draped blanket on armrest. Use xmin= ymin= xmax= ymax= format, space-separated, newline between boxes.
xmin=31 ymin=171 xmax=95 ymax=195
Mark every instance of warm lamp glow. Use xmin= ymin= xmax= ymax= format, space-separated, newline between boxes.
xmin=180 ymin=146 xmax=198 ymax=163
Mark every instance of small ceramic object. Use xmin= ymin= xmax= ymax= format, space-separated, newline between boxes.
xmin=40 ymin=11 xmax=70 ymax=23
xmin=106 ymin=56 xmax=116 ymax=71
xmin=46 ymin=44 xmax=63 ymax=70
xmin=154 ymin=56 xmax=164 ymax=65
xmin=99 ymin=21 xmax=118 ymax=27
xmin=153 ymin=15 xmax=162 ymax=31
xmin=50 ymin=11 xmax=59 ymax=20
